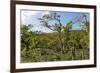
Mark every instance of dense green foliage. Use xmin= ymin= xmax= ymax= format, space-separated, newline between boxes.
xmin=21 ymin=13 xmax=89 ymax=63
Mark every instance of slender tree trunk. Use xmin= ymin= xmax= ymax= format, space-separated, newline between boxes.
xmin=58 ymin=32 xmax=64 ymax=60
xmin=71 ymin=47 xmax=76 ymax=60
xmin=64 ymin=30 xmax=69 ymax=50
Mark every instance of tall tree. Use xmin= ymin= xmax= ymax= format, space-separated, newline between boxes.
xmin=38 ymin=12 xmax=65 ymax=59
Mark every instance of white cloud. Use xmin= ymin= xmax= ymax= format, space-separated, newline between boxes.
xmin=42 ymin=11 xmax=50 ymax=16
xmin=21 ymin=10 xmax=40 ymax=21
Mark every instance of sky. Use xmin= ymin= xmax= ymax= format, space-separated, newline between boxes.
xmin=21 ymin=10 xmax=90 ymax=33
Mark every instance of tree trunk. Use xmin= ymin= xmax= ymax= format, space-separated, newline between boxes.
xmin=58 ymin=32 xmax=64 ymax=60
xmin=71 ymin=47 xmax=76 ymax=60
